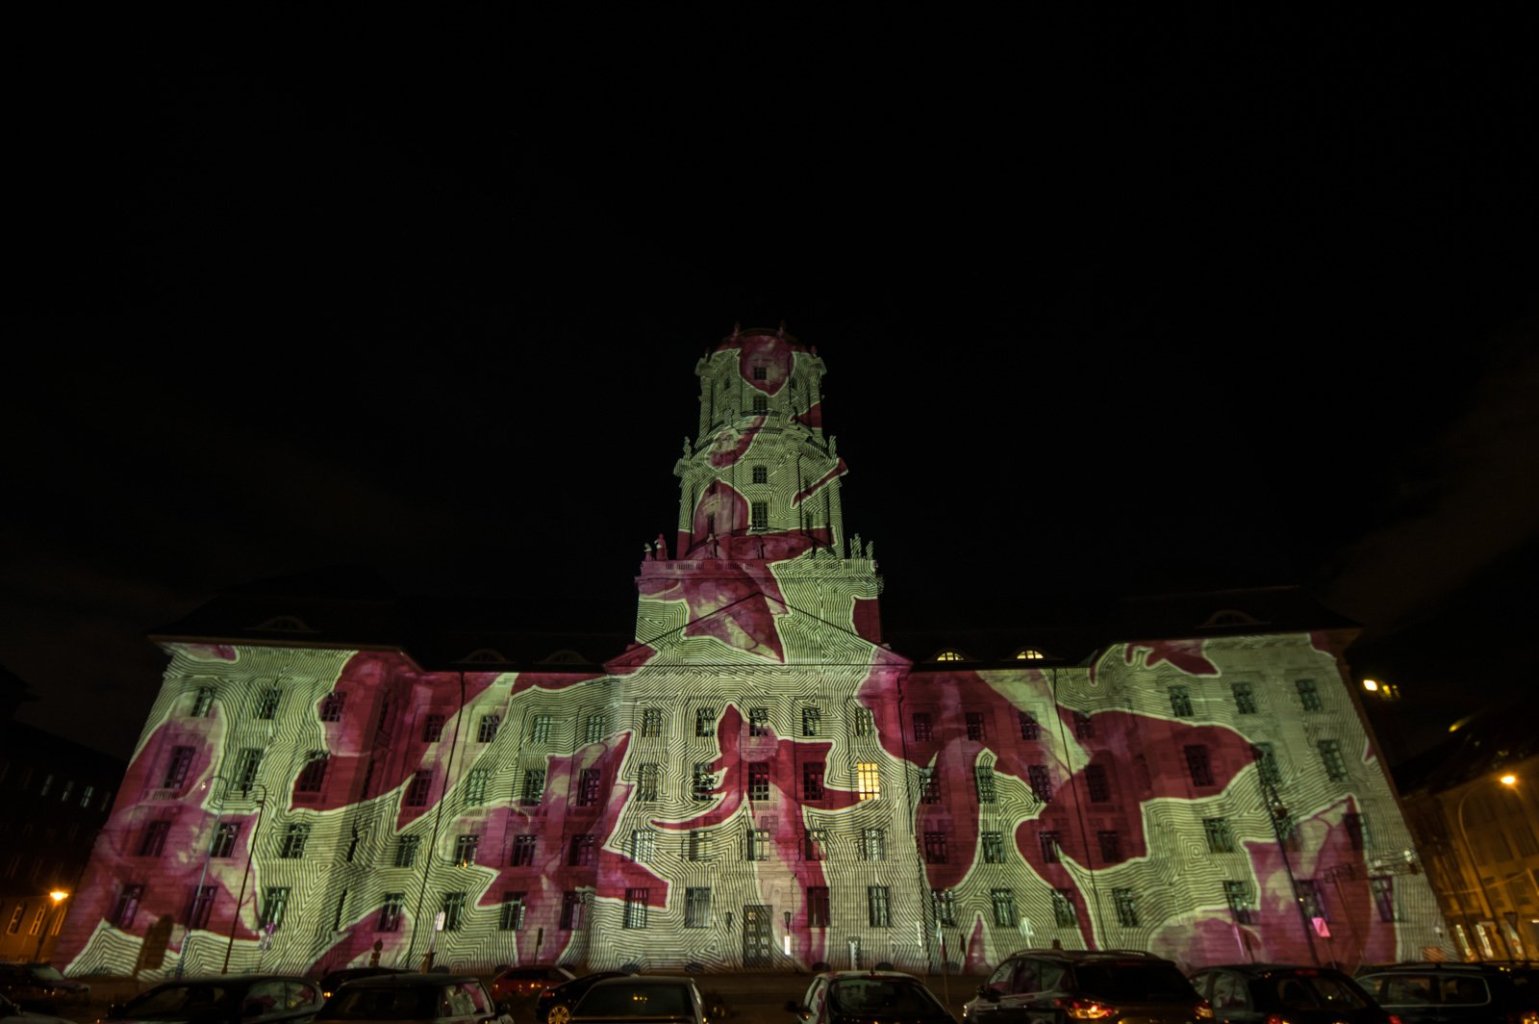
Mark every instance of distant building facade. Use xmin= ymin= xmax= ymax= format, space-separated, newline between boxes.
xmin=0 ymin=667 xmax=124 ymax=964
xmin=56 ymin=329 xmax=1446 ymax=978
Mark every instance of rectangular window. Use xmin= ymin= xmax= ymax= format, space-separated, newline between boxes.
xmin=630 ymin=829 xmax=656 ymax=863
xmin=1370 ymin=875 xmax=1396 ymax=922
xmin=1232 ymin=682 xmax=1257 ymax=714
xmin=256 ymin=688 xmax=280 ymax=720
xmin=1296 ymin=678 xmax=1323 ymax=711
xmin=1098 ymin=829 xmax=1122 ymax=863
xmin=640 ymin=707 xmax=664 ymax=738
xmin=189 ymin=885 xmax=216 ymax=929
xmin=975 ymin=764 xmax=996 ymax=803
xmin=982 ymin=831 xmax=1006 ymax=863
xmin=211 ymin=822 xmax=240 ymax=858
xmin=499 ymin=892 xmax=525 ymax=931
xmin=511 ymin=835 xmax=536 ymax=866
xmin=584 ymin=714 xmax=606 ymax=744
xmin=296 ymin=754 xmax=329 ymax=793
xmin=750 ymin=500 xmax=769 ymax=530
xmin=867 ymin=885 xmax=891 ymax=927
xmin=1204 ymin=817 xmax=1236 ymax=853
xmin=394 ymin=836 xmax=420 ymax=868
xmin=748 ymin=707 xmax=770 ymax=737
xmin=320 ymin=691 xmax=346 ymax=722
xmin=479 ymin=714 xmax=502 ymax=742
xmin=232 ymin=748 xmax=263 ymax=791
xmin=261 ymin=886 xmax=289 ymax=929
xmin=803 ymin=762 xmax=825 ymax=800
xmin=685 ymin=887 xmax=712 ymax=928
xmin=441 ymin=891 xmax=466 ymax=931
xmin=521 ymin=769 xmax=545 ymax=805
xmin=808 ymin=886 xmax=831 ymax=928
xmin=1344 ymin=811 xmax=1365 ymax=850
xmin=1185 ymin=744 xmax=1215 ymax=786
xmin=1052 ymin=888 xmax=1077 ymax=927
xmin=279 ymin=823 xmax=311 ymax=859
xmin=192 ymin=687 xmax=215 ymax=717
xmin=422 ymin=714 xmax=445 ymax=742
xmin=749 ymin=762 xmax=771 ymax=802
xmin=1019 ymin=710 xmax=1040 ymax=740
xmin=560 ymin=891 xmax=585 ymax=930
xmin=1254 ymin=742 xmax=1283 ymax=786
xmin=688 ymin=830 xmax=711 ymax=862
xmin=163 ymin=746 xmax=196 ymax=789
xmin=1224 ymin=880 xmax=1256 ymax=924
xmin=920 ymin=767 xmax=941 ymax=804
xmin=1085 ymin=763 xmax=1111 ymax=802
xmin=912 ymin=712 xmax=933 ymax=742
xmin=692 ymin=763 xmax=715 ymax=801
xmin=861 ymin=827 xmax=886 ymax=861
xmin=695 ymin=707 xmax=716 ymax=736
xmin=112 ymin=886 xmax=143 ymax=929
xmin=991 ymin=889 xmax=1015 ymax=927
xmin=528 ymin=714 xmax=552 ymax=743
xmin=1298 ymin=879 xmax=1328 ymax=921
xmin=747 ymin=828 xmax=770 ymax=861
xmin=464 ymin=767 xmax=490 ymax=806
xmin=752 ymin=365 xmax=767 ymax=381
xmin=932 ymin=889 xmax=957 ymax=927
xmin=752 ymin=464 xmax=768 ymax=484
xmin=637 ymin=763 xmax=660 ymax=802
xmin=453 ymin=834 xmax=480 ymax=866
xmin=966 ymin=712 xmax=986 ymax=741
xmin=378 ymin=892 xmax=405 ymax=932
xmin=568 ymin=834 xmax=596 ymax=867
xmin=407 ymin=769 xmax=434 ymax=806
xmin=1169 ymin=685 xmax=1193 ymax=717
xmin=856 ymin=762 xmax=880 ymax=801
xmin=623 ymin=888 xmax=649 ymax=929
xmin=577 ymin=768 xmax=601 ymax=806
xmin=1318 ymin=739 xmax=1348 ymax=781
xmin=1040 ymin=830 xmax=1060 ymax=864
xmin=1028 ymin=764 xmax=1053 ymax=801
xmin=139 ymin=820 xmax=170 ymax=857
xmin=1074 ymin=711 xmax=1094 ymax=738
xmin=1113 ymin=888 xmax=1139 ymax=927
xmin=802 ymin=706 xmax=822 ymax=737
xmin=752 ymin=393 xmax=769 ymax=415
xmin=803 ymin=828 xmax=827 ymax=861
xmin=853 ymin=708 xmax=875 ymax=737
xmin=924 ymin=832 xmax=948 ymax=864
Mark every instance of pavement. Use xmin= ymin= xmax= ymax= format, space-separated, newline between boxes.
xmin=52 ymin=970 xmax=982 ymax=1024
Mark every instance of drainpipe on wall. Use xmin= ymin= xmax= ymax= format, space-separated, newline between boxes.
xmin=403 ymin=671 xmax=466 ymax=970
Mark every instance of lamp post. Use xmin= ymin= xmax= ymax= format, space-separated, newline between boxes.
xmin=1453 ymin=772 xmax=1518 ymax=961
xmin=177 ymin=774 xmax=230 ymax=978
xmin=32 ymin=890 xmax=68 ymax=962
xmin=221 ymin=782 xmax=269 ymax=975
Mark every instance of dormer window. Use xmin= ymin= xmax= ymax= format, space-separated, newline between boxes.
xmin=1014 ymin=648 xmax=1046 ymax=660
xmin=933 ymin=650 xmax=968 ymax=662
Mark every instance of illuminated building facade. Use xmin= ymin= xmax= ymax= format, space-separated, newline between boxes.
xmin=57 ymin=328 xmax=1447 ymax=978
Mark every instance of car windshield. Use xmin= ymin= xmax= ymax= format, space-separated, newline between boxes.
xmin=829 ymin=980 xmax=942 ymax=1016
xmin=1073 ymin=964 xmax=1196 ymax=1001
xmin=1268 ymin=975 xmax=1371 ymax=1010
xmin=577 ymin=983 xmax=692 ymax=1019
xmin=123 ymin=985 xmax=237 ymax=1018
xmin=320 ymin=987 xmax=443 ymax=1020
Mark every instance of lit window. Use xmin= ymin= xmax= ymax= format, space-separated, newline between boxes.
xmin=1015 ymin=648 xmax=1045 ymax=660
xmin=855 ymin=762 xmax=880 ymax=800
xmin=934 ymin=650 xmax=965 ymax=662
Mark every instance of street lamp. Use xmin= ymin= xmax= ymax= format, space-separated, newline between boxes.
xmin=177 ymin=774 xmax=231 ymax=978
xmin=221 ymin=782 xmax=270 ymax=975
xmin=1454 ymin=771 xmax=1519 ymax=960
xmin=32 ymin=890 xmax=69 ymax=962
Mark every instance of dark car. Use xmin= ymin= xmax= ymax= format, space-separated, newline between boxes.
xmin=491 ymin=968 xmax=578 ymax=1004
xmin=104 ymin=975 xmax=324 ymax=1024
xmin=0 ymin=964 xmax=91 ymax=1013
xmin=535 ymin=973 xmax=630 ymax=1024
xmin=313 ymin=974 xmax=511 ymax=1024
xmin=788 ymin=970 xmax=956 ymax=1024
xmin=1355 ymin=962 xmax=1538 ymax=1024
xmin=570 ymin=976 xmax=705 ymax=1024
xmin=0 ymin=992 xmax=75 ymax=1024
xmin=962 ymin=949 xmax=1209 ymax=1024
xmin=1188 ymin=964 xmax=1393 ymax=1024
xmin=320 ymin=971 xmax=409 ymax=1002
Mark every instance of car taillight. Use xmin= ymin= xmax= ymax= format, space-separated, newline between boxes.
xmin=1195 ymin=1000 xmax=1213 ymax=1022
xmin=1386 ymin=1015 xmax=1403 ymax=1024
xmin=1265 ymin=1014 xmax=1288 ymax=1024
xmin=1062 ymin=998 xmax=1118 ymax=1020
xmin=1507 ymin=1011 xmax=1538 ymax=1024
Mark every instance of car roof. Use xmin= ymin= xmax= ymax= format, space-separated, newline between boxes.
xmin=1007 ymin=950 xmax=1171 ymax=964
xmin=336 ymin=975 xmax=482 ymax=988
xmin=587 ymin=976 xmax=696 ymax=987
xmin=145 ymin=975 xmax=309 ymax=986
xmin=1195 ymin=964 xmax=1353 ymax=976
xmin=818 ymin=971 xmax=924 ymax=981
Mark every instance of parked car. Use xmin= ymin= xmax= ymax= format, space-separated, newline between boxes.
xmin=0 ymin=963 xmax=91 ymax=1013
xmin=1355 ymin=961 xmax=1538 ymax=1024
xmin=787 ymin=970 xmax=956 ymax=1024
xmin=320 ymin=971 xmax=409 ymax=1002
xmin=313 ymin=974 xmax=512 ymax=1024
xmin=491 ymin=967 xmax=578 ymax=1003
xmin=1188 ymin=964 xmax=1393 ymax=1024
xmin=1 ymin=993 xmax=76 ymax=1024
xmin=962 ymin=949 xmax=1209 ymax=1024
xmin=104 ymin=975 xmax=324 ymax=1024
xmin=535 ymin=973 xmax=629 ymax=1024
xmin=570 ymin=976 xmax=705 ymax=1024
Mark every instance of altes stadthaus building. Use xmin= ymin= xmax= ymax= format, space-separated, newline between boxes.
xmin=59 ymin=328 xmax=1448 ymax=978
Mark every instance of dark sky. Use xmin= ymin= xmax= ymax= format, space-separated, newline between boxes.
xmin=5 ymin=12 xmax=1537 ymax=763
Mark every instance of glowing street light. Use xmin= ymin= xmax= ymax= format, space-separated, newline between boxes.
xmin=33 ymin=890 xmax=69 ymax=961
xmin=1454 ymin=771 xmax=1520 ymax=960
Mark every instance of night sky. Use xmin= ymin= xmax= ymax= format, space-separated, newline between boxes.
xmin=5 ymin=13 xmax=1537 ymax=764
